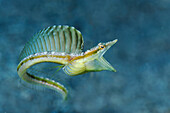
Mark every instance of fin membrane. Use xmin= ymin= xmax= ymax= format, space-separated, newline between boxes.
xmin=19 ymin=25 xmax=84 ymax=61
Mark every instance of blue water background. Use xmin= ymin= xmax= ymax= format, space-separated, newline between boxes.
xmin=0 ymin=0 xmax=170 ymax=113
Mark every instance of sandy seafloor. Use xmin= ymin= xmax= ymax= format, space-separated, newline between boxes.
xmin=0 ymin=0 xmax=170 ymax=113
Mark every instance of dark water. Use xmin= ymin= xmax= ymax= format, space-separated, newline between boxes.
xmin=0 ymin=0 xmax=170 ymax=113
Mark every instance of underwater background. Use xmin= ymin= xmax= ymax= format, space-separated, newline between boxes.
xmin=0 ymin=0 xmax=170 ymax=113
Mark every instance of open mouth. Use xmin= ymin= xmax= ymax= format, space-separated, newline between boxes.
xmin=99 ymin=39 xmax=118 ymax=72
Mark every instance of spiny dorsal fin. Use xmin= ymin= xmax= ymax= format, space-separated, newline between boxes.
xmin=19 ymin=25 xmax=84 ymax=61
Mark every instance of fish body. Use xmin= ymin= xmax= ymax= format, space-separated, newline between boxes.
xmin=17 ymin=25 xmax=117 ymax=99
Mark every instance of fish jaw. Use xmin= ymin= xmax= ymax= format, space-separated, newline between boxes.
xmin=85 ymin=39 xmax=117 ymax=72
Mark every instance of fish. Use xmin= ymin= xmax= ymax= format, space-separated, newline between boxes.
xmin=17 ymin=25 xmax=118 ymax=99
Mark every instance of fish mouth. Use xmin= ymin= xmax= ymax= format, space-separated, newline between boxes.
xmin=101 ymin=39 xmax=118 ymax=56
xmin=99 ymin=39 xmax=118 ymax=72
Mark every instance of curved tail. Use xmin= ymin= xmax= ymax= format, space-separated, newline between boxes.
xmin=23 ymin=72 xmax=68 ymax=100
xmin=17 ymin=54 xmax=68 ymax=100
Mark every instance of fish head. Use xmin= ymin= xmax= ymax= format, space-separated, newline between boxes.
xmin=85 ymin=39 xmax=118 ymax=72
xmin=96 ymin=39 xmax=118 ymax=57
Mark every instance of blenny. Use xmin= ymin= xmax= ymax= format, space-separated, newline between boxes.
xmin=17 ymin=25 xmax=118 ymax=99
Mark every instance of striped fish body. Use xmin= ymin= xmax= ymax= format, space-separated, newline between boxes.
xmin=17 ymin=25 xmax=117 ymax=99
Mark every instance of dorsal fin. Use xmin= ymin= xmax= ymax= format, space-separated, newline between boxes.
xmin=19 ymin=25 xmax=84 ymax=61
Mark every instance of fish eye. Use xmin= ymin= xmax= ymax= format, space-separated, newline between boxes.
xmin=99 ymin=45 xmax=105 ymax=49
